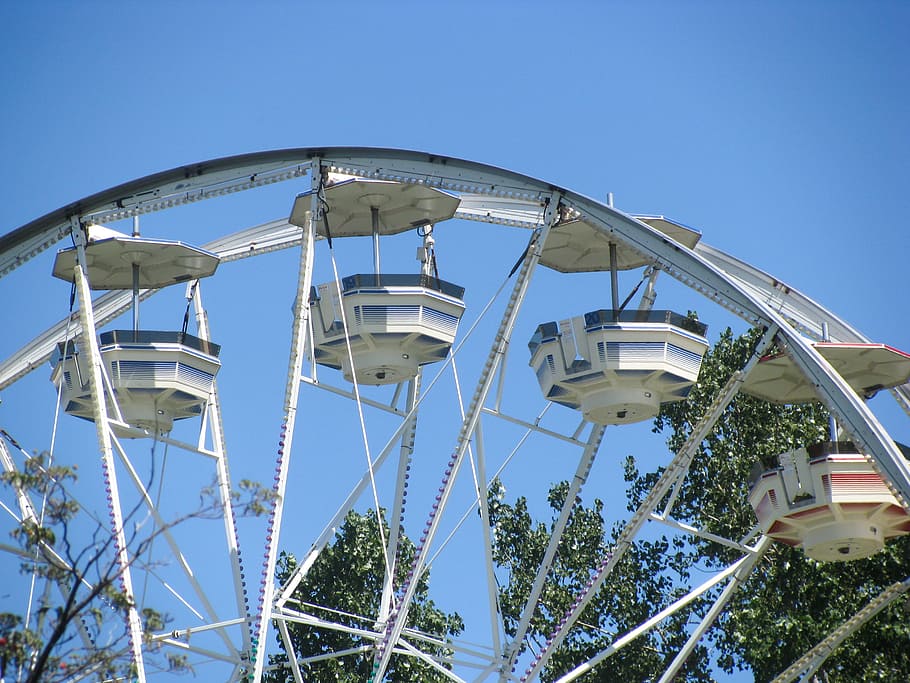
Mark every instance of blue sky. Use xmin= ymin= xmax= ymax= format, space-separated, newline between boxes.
xmin=2 ymin=1 xmax=908 ymax=342
xmin=1 ymin=2 xmax=909 ymax=681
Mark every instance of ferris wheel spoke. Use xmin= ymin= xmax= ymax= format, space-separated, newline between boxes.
xmin=771 ymin=575 xmax=910 ymax=683
xmin=249 ymin=159 xmax=321 ymax=682
xmin=72 ymin=229 xmax=147 ymax=681
xmin=379 ymin=375 xmax=421 ymax=627
xmin=657 ymin=535 xmax=773 ymax=683
xmin=447 ymin=338 xmax=505 ymax=661
xmin=499 ymin=423 xmax=607 ymax=679
xmin=469 ymin=417 xmax=506 ymax=662
xmin=191 ymin=282 xmax=253 ymax=651
xmin=370 ymin=192 xmax=562 ymax=682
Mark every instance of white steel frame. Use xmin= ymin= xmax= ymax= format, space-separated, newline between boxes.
xmin=0 ymin=148 xmax=907 ymax=682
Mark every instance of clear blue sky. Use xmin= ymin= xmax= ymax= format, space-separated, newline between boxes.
xmin=1 ymin=2 xmax=908 ymax=681
xmin=2 ymin=1 xmax=908 ymax=344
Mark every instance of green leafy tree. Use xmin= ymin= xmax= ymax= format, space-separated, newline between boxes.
xmin=267 ymin=509 xmax=464 ymax=682
xmin=0 ymin=453 xmax=147 ymax=683
xmin=0 ymin=450 xmax=271 ymax=683
xmin=490 ymin=327 xmax=910 ymax=681
xmin=489 ymin=478 xmax=713 ymax=682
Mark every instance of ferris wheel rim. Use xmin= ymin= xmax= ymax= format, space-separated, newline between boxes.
xmin=2 ymin=146 xmax=906 ymax=511
xmin=1 ymin=148 xmax=908 ymax=682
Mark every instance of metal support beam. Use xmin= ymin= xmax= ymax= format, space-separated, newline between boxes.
xmin=772 ymin=575 xmax=910 ymax=683
xmin=249 ymin=160 xmax=320 ymax=682
xmin=657 ymin=536 xmax=772 ymax=682
xmin=372 ymin=205 xmax=382 ymax=281
xmin=370 ymin=192 xmax=561 ymax=682
xmin=276 ymin=618 xmax=305 ymax=683
xmin=555 ymin=552 xmax=754 ymax=683
xmin=499 ymin=424 xmax=606 ymax=680
xmin=192 ymin=283 xmax=252 ymax=655
xmin=71 ymin=222 xmax=146 ymax=681
xmin=481 ymin=407 xmax=584 ymax=447
xmin=472 ymin=418 xmax=505 ymax=662
xmin=609 ymin=242 xmax=619 ymax=318
xmin=379 ymin=375 xmax=421 ymax=627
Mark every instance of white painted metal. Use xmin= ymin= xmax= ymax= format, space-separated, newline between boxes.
xmin=499 ymin=424 xmax=606 ymax=680
xmin=742 ymin=342 xmax=910 ymax=404
xmin=192 ymin=283 xmax=253 ymax=655
xmin=657 ymin=536 xmax=773 ymax=683
xmin=71 ymin=228 xmax=147 ymax=681
xmin=554 ymin=550 xmax=757 ymax=683
xmin=290 ymin=174 xmax=461 ymax=238
xmin=276 ymin=618 xmax=304 ymax=683
xmin=2 ymin=148 xmax=908 ymax=682
xmin=539 ymin=215 xmax=700 ymax=273
xmin=249 ymin=159 xmax=321 ymax=682
xmin=771 ymin=576 xmax=910 ymax=683
xmin=51 ymin=231 xmax=220 ymax=289
xmin=370 ymin=193 xmax=562 ymax=682
xmin=378 ymin=376 xmax=421 ymax=627
xmin=470 ymin=418 xmax=505 ymax=665
xmin=481 ymin=406 xmax=584 ymax=447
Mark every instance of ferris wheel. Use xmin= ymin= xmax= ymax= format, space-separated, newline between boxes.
xmin=1 ymin=148 xmax=908 ymax=682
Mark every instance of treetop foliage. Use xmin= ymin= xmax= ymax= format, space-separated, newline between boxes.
xmin=266 ymin=508 xmax=463 ymax=682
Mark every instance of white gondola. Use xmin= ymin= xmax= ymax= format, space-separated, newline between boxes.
xmin=309 ymin=274 xmax=465 ymax=385
xmin=743 ymin=338 xmax=910 ymax=560
xmin=50 ymin=224 xmax=221 ymax=435
xmin=51 ymin=331 xmax=221 ymax=433
xmin=528 ymin=309 xmax=709 ymax=425
xmin=290 ymin=174 xmax=465 ymax=385
xmin=749 ymin=442 xmax=910 ymax=561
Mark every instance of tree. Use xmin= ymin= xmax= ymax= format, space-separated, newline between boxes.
xmin=266 ymin=509 xmax=464 ymax=682
xmin=0 ymin=448 xmax=272 ymax=683
xmin=489 ymin=326 xmax=910 ymax=681
xmin=488 ymin=478 xmax=713 ymax=682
